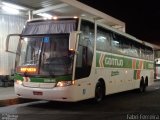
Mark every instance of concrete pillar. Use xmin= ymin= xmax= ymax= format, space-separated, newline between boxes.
xmin=28 ymin=10 xmax=33 ymax=20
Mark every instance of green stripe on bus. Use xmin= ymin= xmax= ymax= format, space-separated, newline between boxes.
xmin=14 ymin=73 xmax=23 ymax=81
xmin=14 ymin=74 xmax=72 ymax=83
xmin=133 ymin=70 xmax=141 ymax=80
xmin=96 ymin=52 xmax=153 ymax=69
xmin=123 ymin=57 xmax=132 ymax=68
xmin=96 ymin=53 xmax=101 ymax=67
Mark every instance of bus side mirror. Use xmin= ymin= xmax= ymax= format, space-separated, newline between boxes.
xmin=6 ymin=34 xmax=21 ymax=54
xmin=69 ymin=31 xmax=81 ymax=51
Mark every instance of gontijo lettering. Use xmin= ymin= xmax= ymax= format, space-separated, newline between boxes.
xmin=105 ymin=57 xmax=123 ymax=67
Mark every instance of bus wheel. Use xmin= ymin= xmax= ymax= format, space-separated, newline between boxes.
xmin=94 ymin=82 xmax=104 ymax=102
xmin=145 ymin=77 xmax=148 ymax=87
xmin=139 ymin=78 xmax=146 ymax=93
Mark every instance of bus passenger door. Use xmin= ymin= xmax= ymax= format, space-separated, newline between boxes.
xmin=75 ymin=45 xmax=91 ymax=79
xmin=73 ymin=19 xmax=95 ymax=100
xmin=74 ymin=35 xmax=94 ymax=100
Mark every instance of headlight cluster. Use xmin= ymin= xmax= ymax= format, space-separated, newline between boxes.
xmin=56 ymin=81 xmax=73 ymax=87
xmin=15 ymin=80 xmax=23 ymax=85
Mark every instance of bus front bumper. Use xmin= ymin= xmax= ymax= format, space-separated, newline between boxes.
xmin=14 ymin=83 xmax=78 ymax=102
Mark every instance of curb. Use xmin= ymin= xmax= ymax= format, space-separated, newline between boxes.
xmin=0 ymin=98 xmax=19 ymax=107
xmin=0 ymin=98 xmax=38 ymax=107
xmin=154 ymin=79 xmax=160 ymax=82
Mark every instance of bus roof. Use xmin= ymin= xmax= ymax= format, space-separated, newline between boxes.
xmin=29 ymin=0 xmax=160 ymax=50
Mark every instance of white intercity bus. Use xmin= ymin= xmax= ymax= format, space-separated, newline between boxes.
xmin=5 ymin=1 xmax=160 ymax=102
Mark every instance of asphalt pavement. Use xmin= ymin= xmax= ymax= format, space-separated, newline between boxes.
xmin=0 ymin=87 xmax=37 ymax=107
xmin=0 ymin=81 xmax=160 ymax=120
xmin=0 ymin=80 xmax=160 ymax=107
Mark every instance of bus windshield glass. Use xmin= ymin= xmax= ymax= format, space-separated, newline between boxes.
xmin=20 ymin=34 xmax=73 ymax=76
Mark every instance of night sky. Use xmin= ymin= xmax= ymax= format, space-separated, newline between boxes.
xmin=78 ymin=0 xmax=160 ymax=45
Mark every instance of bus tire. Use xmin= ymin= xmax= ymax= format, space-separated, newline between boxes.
xmin=94 ymin=81 xmax=104 ymax=103
xmin=139 ymin=77 xmax=146 ymax=93
xmin=145 ymin=77 xmax=148 ymax=87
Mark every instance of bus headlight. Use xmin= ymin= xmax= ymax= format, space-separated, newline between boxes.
xmin=15 ymin=80 xmax=23 ymax=85
xmin=56 ymin=81 xmax=73 ymax=87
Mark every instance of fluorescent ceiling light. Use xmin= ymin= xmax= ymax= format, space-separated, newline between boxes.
xmin=73 ymin=16 xmax=78 ymax=19
xmin=2 ymin=2 xmax=27 ymax=10
xmin=53 ymin=16 xmax=58 ymax=20
xmin=2 ymin=6 xmax=20 ymax=14
xmin=37 ymin=13 xmax=53 ymax=19
xmin=112 ymin=25 xmax=122 ymax=29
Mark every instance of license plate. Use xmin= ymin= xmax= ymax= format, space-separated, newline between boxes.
xmin=33 ymin=91 xmax=43 ymax=95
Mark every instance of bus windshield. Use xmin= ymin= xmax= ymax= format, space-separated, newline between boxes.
xmin=20 ymin=34 xmax=73 ymax=76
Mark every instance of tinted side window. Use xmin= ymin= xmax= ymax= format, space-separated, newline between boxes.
xmin=145 ymin=47 xmax=154 ymax=60
xmin=111 ymin=33 xmax=122 ymax=54
xmin=96 ymin=26 xmax=111 ymax=52
xmin=140 ymin=45 xmax=146 ymax=59
xmin=130 ymin=41 xmax=140 ymax=58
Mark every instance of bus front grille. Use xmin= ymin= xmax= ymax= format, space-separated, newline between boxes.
xmin=23 ymin=82 xmax=56 ymax=88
